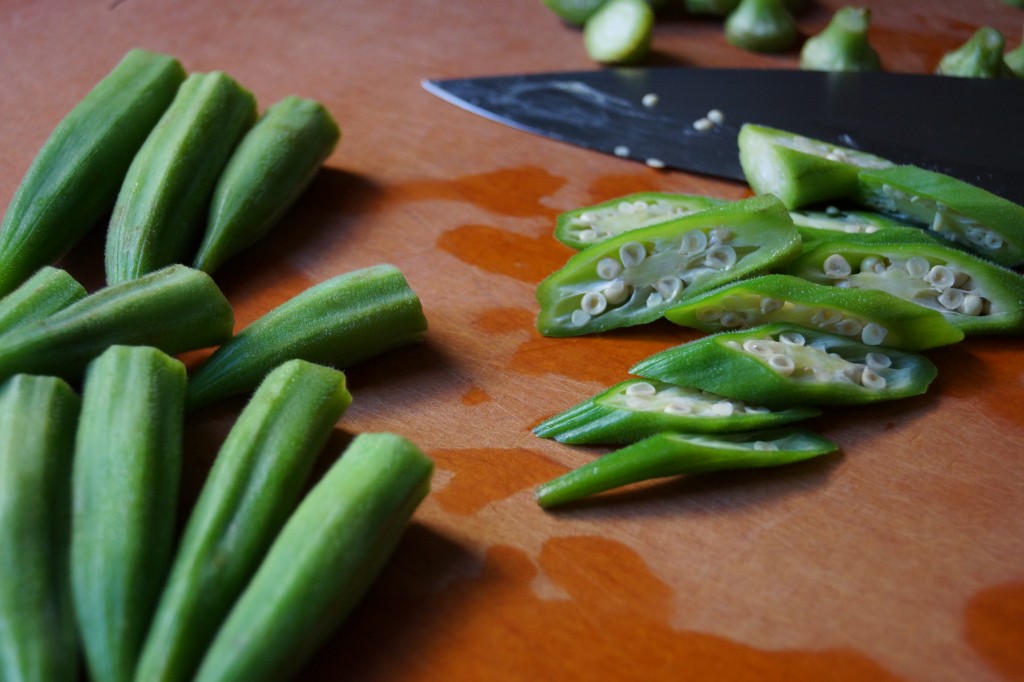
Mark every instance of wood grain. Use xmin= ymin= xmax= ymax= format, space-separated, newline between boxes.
xmin=1 ymin=1 xmax=1022 ymax=680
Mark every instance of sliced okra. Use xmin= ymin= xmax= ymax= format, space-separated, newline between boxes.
xmin=787 ymin=238 xmax=1024 ymax=334
xmin=738 ymin=123 xmax=893 ymax=209
xmin=556 ymin=192 xmax=727 ymax=250
xmin=724 ymin=0 xmax=799 ymax=53
xmin=630 ymin=322 xmax=937 ymax=407
xmin=533 ymin=377 xmax=820 ymax=444
xmin=583 ymin=0 xmax=654 ymax=65
xmin=853 ymin=165 xmax=1024 ymax=267
xmin=535 ymin=428 xmax=837 ymax=508
xmin=789 ymin=206 xmax=934 ymax=252
xmin=664 ymin=274 xmax=965 ymax=350
xmin=536 ymin=194 xmax=801 ymax=337
xmin=800 ymin=7 xmax=881 ymax=72
xmin=936 ymin=27 xmax=1016 ymax=78
xmin=1006 ymin=31 xmax=1024 ymax=78
xmin=0 ymin=266 xmax=86 ymax=337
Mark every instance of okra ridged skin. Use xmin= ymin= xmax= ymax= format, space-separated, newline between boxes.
xmin=135 ymin=359 xmax=352 ymax=682
xmin=194 ymin=96 xmax=341 ymax=274
xmin=535 ymin=429 xmax=837 ymax=508
xmin=186 ymin=263 xmax=427 ymax=410
xmin=0 ymin=49 xmax=185 ymax=297
xmin=71 ymin=346 xmax=186 ymax=682
xmin=799 ymin=7 xmax=881 ymax=72
xmin=0 ymin=264 xmax=233 ymax=383
xmin=105 ymin=71 xmax=257 ymax=284
xmin=193 ymin=432 xmax=433 ymax=682
xmin=0 ymin=375 xmax=80 ymax=682
xmin=0 ymin=266 xmax=86 ymax=337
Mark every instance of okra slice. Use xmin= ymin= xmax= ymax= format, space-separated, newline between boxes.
xmin=724 ymin=0 xmax=799 ymax=53
xmin=543 ymin=0 xmax=608 ymax=25
xmin=71 ymin=346 xmax=186 ymax=682
xmin=194 ymin=96 xmax=341 ymax=274
xmin=583 ymin=0 xmax=654 ymax=65
xmin=0 ymin=375 xmax=80 ymax=682
xmin=685 ymin=0 xmax=741 ymax=16
xmin=631 ymin=323 xmax=937 ymax=407
xmin=799 ymin=7 xmax=881 ymax=72
xmin=556 ymin=192 xmax=727 ymax=250
xmin=0 ymin=265 xmax=233 ymax=383
xmin=664 ymin=274 xmax=965 ymax=350
xmin=535 ymin=428 xmax=837 ymax=508
xmin=787 ymin=239 xmax=1024 ymax=334
xmin=187 ymin=264 xmax=426 ymax=410
xmin=193 ymin=433 xmax=433 ymax=682
xmin=1006 ymin=31 xmax=1024 ymax=78
xmin=536 ymin=194 xmax=801 ymax=337
xmin=936 ymin=27 xmax=1016 ymax=78
xmin=0 ymin=49 xmax=185 ymax=297
xmin=0 ymin=266 xmax=86 ymax=337
xmin=534 ymin=377 xmax=820 ymax=444
xmin=137 ymin=359 xmax=352 ymax=682
xmin=739 ymin=123 xmax=893 ymax=209
xmin=105 ymin=71 xmax=257 ymax=284
xmin=789 ymin=207 xmax=934 ymax=251
xmin=853 ymin=165 xmax=1024 ymax=267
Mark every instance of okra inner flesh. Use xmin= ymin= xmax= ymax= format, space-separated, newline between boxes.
xmin=561 ymin=194 xmax=722 ymax=248
xmin=604 ymin=380 xmax=773 ymax=418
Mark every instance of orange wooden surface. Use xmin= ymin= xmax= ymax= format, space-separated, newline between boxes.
xmin=2 ymin=1 xmax=1023 ymax=680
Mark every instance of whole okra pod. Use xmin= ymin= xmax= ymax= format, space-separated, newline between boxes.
xmin=0 ymin=375 xmax=80 ymax=682
xmin=0 ymin=266 xmax=86 ymax=337
xmin=136 ymin=360 xmax=353 ymax=682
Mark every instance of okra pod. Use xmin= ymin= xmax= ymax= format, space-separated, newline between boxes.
xmin=0 ymin=266 xmax=86 ymax=337
xmin=0 ymin=264 xmax=233 ymax=383
xmin=800 ymin=7 xmax=881 ymax=72
xmin=724 ymin=0 xmax=799 ymax=53
xmin=194 ymin=96 xmax=341 ymax=274
xmin=0 ymin=49 xmax=185 ymax=297
xmin=936 ymin=27 xmax=1016 ymax=78
xmin=542 ymin=0 xmax=609 ymax=25
xmin=631 ymin=323 xmax=937 ymax=407
xmin=664 ymin=274 xmax=965 ymax=350
xmin=536 ymin=194 xmax=801 ymax=337
xmin=684 ymin=0 xmax=740 ymax=17
xmin=583 ymin=0 xmax=654 ymax=65
xmin=71 ymin=346 xmax=186 ymax=682
xmin=193 ymin=432 xmax=433 ymax=682
xmin=0 ymin=375 xmax=80 ymax=682
xmin=186 ymin=264 xmax=426 ymax=410
xmin=556 ymin=192 xmax=727 ymax=250
xmin=535 ymin=429 xmax=838 ymax=508
xmin=105 ymin=71 xmax=257 ymax=284
xmin=789 ymin=207 xmax=934 ymax=252
xmin=533 ymin=377 xmax=820 ymax=444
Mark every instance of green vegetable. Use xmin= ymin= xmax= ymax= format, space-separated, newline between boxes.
xmin=192 ymin=432 xmax=433 ymax=682
xmin=533 ymin=377 xmax=820 ymax=444
xmin=535 ymin=428 xmax=837 ymax=508
xmin=71 ymin=346 xmax=186 ymax=682
xmin=194 ymin=96 xmax=341 ymax=274
xmin=0 ymin=266 xmax=86 ymax=337
xmin=0 ymin=375 xmax=80 ymax=682
xmin=1006 ymin=31 xmax=1024 ymax=77
xmin=1001 ymin=0 xmax=1024 ymax=7
xmin=788 ymin=207 xmax=931 ymax=251
xmin=105 ymin=71 xmax=257 ymax=284
xmin=536 ymin=194 xmax=801 ymax=337
xmin=187 ymin=264 xmax=426 ymax=410
xmin=631 ymin=322 xmax=938 ymax=407
xmin=738 ymin=123 xmax=893 ymax=209
xmin=724 ymin=0 xmax=798 ymax=53
xmin=800 ymin=7 xmax=881 ymax=72
xmin=936 ymin=27 xmax=1017 ymax=78
xmin=664 ymin=274 xmax=965 ymax=350
xmin=853 ymin=165 xmax=1024 ymax=267
xmin=785 ymin=238 xmax=1024 ymax=334
xmin=684 ymin=0 xmax=740 ymax=16
xmin=583 ymin=0 xmax=654 ymax=65
xmin=555 ymin=192 xmax=727 ymax=249
xmin=543 ymin=0 xmax=609 ymax=24
xmin=0 ymin=264 xmax=233 ymax=384
xmin=0 ymin=49 xmax=185 ymax=297
xmin=136 ymin=359 xmax=352 ymax=682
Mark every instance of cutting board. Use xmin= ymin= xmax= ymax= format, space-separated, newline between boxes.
xmin=2 ymin=1 xmax=1022 ymax=680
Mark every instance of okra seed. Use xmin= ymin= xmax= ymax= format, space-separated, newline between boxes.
xmin=704 ymin=244 xmax=737 ymax=270
xmin=625 ymin=381 xmax=657 ymax=397
xmin=709 ymin=228 xmax=734 ymax=244
xmin=619 ymin=242 xmax=646 ymax=268
xmin=811 ymin=308 xmax=843 ymax=327
xmin=825 ymin=206 xmax=841 ymax=216
xmin=905 ymin=256 xmax=931 ymax=279
xmin=642 ymin=93 xmax=659 ymax=107
xmin=626 ymin=396 xmax=649 ymax=409
xmin=679 ymin=229 xmax=708 ymax=255
xmin=633 ymin=200 xmax=649 ymax=211
xmin=744 ymin=406 xmax=771 ymax=414
xmin=861 ymin=367 xmax=887 ymax=390
xmin=865 ymin=352 xmax=892 ymax=370
xmin=578 ymin=212 xmax=596 ymax=224
xmin=645 ymin=158 xmax=666 ymax=169
xmin=861 ymin=322 xmax=888 ymax=346
xmin=580 ymin=291 xmax=608 ymax=316
xmin=725 ymin=340 xmax=742 ymax=351
xmin=710 ymin=401 xmax=734 ymax=416
xmin=697 ymin=307 xmax=721 ymax=322
xmin=779 ymin=331 xmax=805 ymax=346
xmin=743 ymin=339 xmax=774 ymax=357
xmin=768 ymin=354 xmax=795 ymax=376
xmin=656 ymin=276 xmax=683 ymax=301
xmin=596 ymin=257 xmax=623 ymax=280
xmin=603 ymin=279 xmax=632 ymax=305
xmin=578 ymin=229 xmax=598 ymax=243
xmin=938 ymin=288 xmax=965 ymax=310
xmin=693 ymin=117 xmax=714 ymax=131
xmin=754 ymin=441 xmax=779 ymax=451
xmin=823 ymin=254 xmax=852 ymax=278
xmin=925 ymin=265 xmax=956 ymax=290
xmin=618 ymin=201 xmax=636 ymax=215
xmin=861 ymin=256 xmax=884 ymax=274
xmin=760 ymin=297 xmax=783 ymax=314
xmin=614 ymin=145 xmax=630 ymax=157
xmin=646 ymin=292 xmax=664 ymax=308
xmin=959 ymin=294 xmax=984 ymax=316
xmin=664 ymin=400 xmax=693 ymax=416
xmin=834 ymin=318 xmax=863 ymax=336
xmin=720 ymin=311 xmax=744 ymax=328
xmin=707 ymin=109 xmax=725 ymax=125
xmin=984 ymin=232 xmax=1004 ymax=250
xmin=571 ymin=309 xmax=591 ymax=326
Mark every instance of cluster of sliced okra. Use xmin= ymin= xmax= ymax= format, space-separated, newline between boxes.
xmin=532 ymin=122 xmax=1024 ymax=508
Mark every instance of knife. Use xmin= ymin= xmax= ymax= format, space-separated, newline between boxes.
xmin=423 ymin=67 xmax=1024 ymax=204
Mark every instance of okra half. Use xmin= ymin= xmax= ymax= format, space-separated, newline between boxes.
xmin=186 ymin=264 xmax=426 ymax=410
xmin=799 ymin=7 xmax=881 ymax=72
xmin=535 ymin=429 xmax=838 ymax=508
xmin=193 ymin=432 xmax=433 ymax=682
xmin=105 ymin=71 xmax=257 ymax=284
xmin=137 ymin=360 xmax=352 ymax=682
xmin=71 ymin=346 xmax=186 ymax=682
xmin=664 ymin=274 xmax=965 ymax=350
xmin=194 ymin=96 xmax=341 ymax=274
xmin=0 ymin=266 xmax=86 ymax=337
xmin=536 ymin=194 xmax=801 ymax=336
xmin=0 ymin=264 xmax=233 ymax=383
xmin=533 ymin=377 xmax=820 ymax=444
xmin=631 ymin=323 xmax=937 ymax=407
xmin=0 ymin=49 xmax=185 ymax=297
xmin=0 ymin=375 xmax=80 ymax=682
xmin=789 ymin=207 xmax=935 ymax=252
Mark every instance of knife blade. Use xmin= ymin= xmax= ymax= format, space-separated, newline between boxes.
xmin=423 ymin=68 xmax=1024 ymax=203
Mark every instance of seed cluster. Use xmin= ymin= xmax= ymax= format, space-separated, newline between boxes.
xmin=570 ymin=198 xmax=705 ymax=244
xmin=609 ymin=380 xmax=773 ymax=418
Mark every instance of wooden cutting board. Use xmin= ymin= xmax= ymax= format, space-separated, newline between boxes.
xmin=2 ymin=1 xmax=1022 ymax=680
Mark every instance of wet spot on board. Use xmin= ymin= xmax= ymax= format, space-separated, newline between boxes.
xmin=475 ymin=307 xmax=534 ymax=335
xmin=436 ymin=223 xmax=572 ymax=283
xmin=460 ymin=386 xmax=491 ymax=406
xmin=428 ymin=448 xmax=567 ymax=516
xmin=965 ymin=581 xmax=1024 ymax=681
xmin=395 ymin=166 xmax=566 ymax=219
